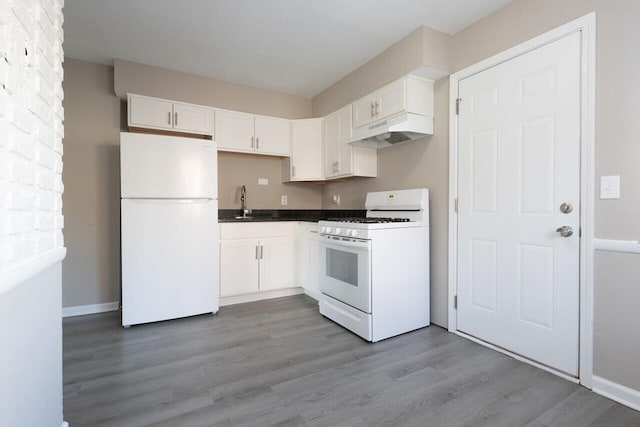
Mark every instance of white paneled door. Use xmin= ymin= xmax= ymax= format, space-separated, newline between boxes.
xmin=457 ymin=32 xmax=581 ymax=376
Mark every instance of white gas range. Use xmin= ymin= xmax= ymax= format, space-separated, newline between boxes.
xmin=318 ymin=188 xmax=430 ymax=342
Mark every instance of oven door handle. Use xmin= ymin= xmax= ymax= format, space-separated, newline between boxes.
xmin=319 ymin=236 xmax=370 ymax=250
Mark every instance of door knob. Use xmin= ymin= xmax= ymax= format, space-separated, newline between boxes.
xmin=556 ymin=226 xmax=573 ymax=237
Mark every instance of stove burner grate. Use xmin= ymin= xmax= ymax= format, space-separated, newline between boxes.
xmin=325 ymin=217 xmax=411 ymax=224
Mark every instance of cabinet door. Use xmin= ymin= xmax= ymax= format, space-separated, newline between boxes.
xmin=254 ymin=116 xmax=291 ymax=156
xmin=323 ymin=110 xmax=340 ymax=178
xmin=259 ymin=237 xmax=295 ymax=291
xmin=307 ymin=232 xmax=320 ymax=297
xmin=173 ymin=103 xmax=214 ymax=135
xmin=290 ymin=118 xmax=323 ymax=180
xmin=220 ymin=239 xmax=260 ymax=296
xmin=337 ymin=105 xmax=354 ymax=176
xmin=128 ymin=95 xmax=173 ymax=130
xmin=352 ymin=96 xmax=376 ymax=129
xmin=215 ymin=110 xmax=255 ymax=152
xmin=376 ymin=78 xmax=406 ymax=121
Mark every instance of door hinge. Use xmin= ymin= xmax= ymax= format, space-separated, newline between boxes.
xmin=454 ymin=198 xmax=458 ymax=213
xmin=454 ymin=295 xmax=458 ymax=309
xmin=455 ymin=98 xmax=461 ymax=115
xmin=579 ymin=227 xmax=582 ymax=237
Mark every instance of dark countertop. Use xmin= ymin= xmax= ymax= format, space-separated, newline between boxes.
xmin=219 ymin=209 xmax=366 ymax=223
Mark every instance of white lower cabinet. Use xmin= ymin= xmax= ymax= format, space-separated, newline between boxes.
xmin=219 ymin=222 xmax=297 ymax=300
xmin=296 ymin=222 xmax=320 ymax=299
xmin=260 ymin=237 xmax=295 ymax=291
xmin=220 ymin=239 xmax=260 ymax=296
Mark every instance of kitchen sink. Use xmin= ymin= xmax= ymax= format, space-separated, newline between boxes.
xmin=230 ymin=215 xmax=273 ymax=221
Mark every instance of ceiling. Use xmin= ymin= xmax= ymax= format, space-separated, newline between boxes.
xmin=63 ymin=0 xmax=514 ymax=98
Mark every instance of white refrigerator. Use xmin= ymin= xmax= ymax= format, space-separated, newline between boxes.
xmin=120 ymin=132 xmax=219 ymax=326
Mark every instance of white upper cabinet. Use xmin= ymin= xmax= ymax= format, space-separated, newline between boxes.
xmin=172 ymin=102 xmax=215 ymax=135
xmin=128 ymin=95 xmax=173 ymax=131
xmin=214 ymin=109 xmax=255 ymax=152
xmin=127 ymin=94 xmax=214 ymax=136
xmin=324 ymin=105 xmax=377 ymax=179
xmin=351 ymin=76 xmax=433 ymax=130
xmin=283 ymin=118 xmax=323 ymax=182
xmin=254 ymin=116 xmax=291 ymax=156
xmin=215 ymin=110 xmax=291 ymax=157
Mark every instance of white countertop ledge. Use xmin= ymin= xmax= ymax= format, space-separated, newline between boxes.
xmin=0 ymin=247 xmax=67 ymax=297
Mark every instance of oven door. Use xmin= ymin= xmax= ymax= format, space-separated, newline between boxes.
xmin=319 ymin=234 xmax=372 ymax=313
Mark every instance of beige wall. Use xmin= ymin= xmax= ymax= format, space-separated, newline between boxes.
xmin=313 ymin=1 xmax=640 ymax=393
xmin=450 ymin=0 xmax=640 ymax=394
xmin=594 ymin=251 xmax=640 ymax=389
xmin=218 ymin=152 xmax=322 ymax=210
xmin=451 ymin=0 xmax=640 ymax=241
xmin=62 ymin=58 xmax=322 ymax=308
xmin=312 ymin=26 xmax=450 ymax=117
xmin=114 ymin=59 xmax=311 ymax=119
xmin=62 ymin=59 xmax=122 ymax=307
xmin=64 ymin=1 xmax=640 ymax=395
xmin=312 ymin=27 xmax=452 ymax=327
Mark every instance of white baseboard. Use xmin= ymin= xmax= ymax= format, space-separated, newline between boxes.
xmin=592 ymin=375 xmax=640 ymax=412
xmin=303 ymin=288 xmax=321 ymax=301
xmin=62 ymin=421 xmax=69 ymax=427
xmin=220 ymin=288 xmax=304 ymax=307
xmin=62 ymin=301 xmax=119 ymax=318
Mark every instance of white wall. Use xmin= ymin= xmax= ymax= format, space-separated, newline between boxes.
xmin=0 ymin=0 xmax=66 ymax=425
xmin=1 ymin=263 xmax=63 ymax=426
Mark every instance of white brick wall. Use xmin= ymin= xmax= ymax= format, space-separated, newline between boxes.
xmin=0 ymin=0 xmax=64 ymax=273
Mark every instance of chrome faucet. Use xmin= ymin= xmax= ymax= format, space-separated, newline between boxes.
xmin=240 ymin=185 xmax=248 ymax=217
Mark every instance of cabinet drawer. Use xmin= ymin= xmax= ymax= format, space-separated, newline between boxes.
xmin=220 ymin=222 xmax=297 ymax=240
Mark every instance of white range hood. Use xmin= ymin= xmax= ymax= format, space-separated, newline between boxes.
xmin=347 ymin=112 xmax=434 ymax=149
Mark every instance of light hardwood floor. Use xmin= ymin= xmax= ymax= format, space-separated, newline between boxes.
xmin=63 ymin=295 xmax=640 ymax=426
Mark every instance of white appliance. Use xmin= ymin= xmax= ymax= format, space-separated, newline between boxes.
xmin=347 ymin=112 xmax=433 ymax=149
xmin=318 ymin=188 xmax=430 ymax=342
xmin=120 ymin=132 xmax=219 ymax=327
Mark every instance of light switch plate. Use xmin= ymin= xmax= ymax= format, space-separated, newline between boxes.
xmin=600 ymin=175 xmax=620 ymax=199
xmin=258 ymin=178 xmax=269 ymax=186
xmin=281 ymin=195 xmax=288 ymax=206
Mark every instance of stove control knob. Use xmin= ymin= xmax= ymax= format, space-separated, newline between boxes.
xmin=326 ymin=227 xmax=332 ymax=234
xmin=351 ymin=230 xmax=358 ymax=237
xmin=321 ymin=226 xmax=326 ymax=233
xmin=335 ymin=228 xmax=342 ymax=234
xmin=345 ymin=229 xmax=351 ymax=236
